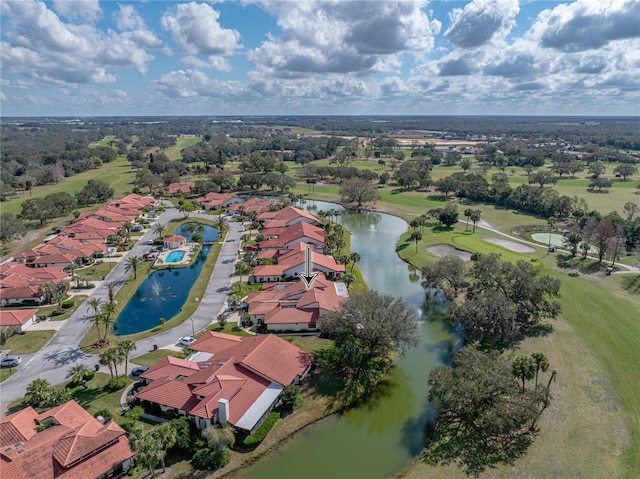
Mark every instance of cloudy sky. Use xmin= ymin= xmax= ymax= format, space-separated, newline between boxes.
xmin=1 ymin=0 xmax=639 ymax=117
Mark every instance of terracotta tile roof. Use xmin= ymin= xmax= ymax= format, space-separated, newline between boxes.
xmin=137 ymin=333 xmax=313 ymax=427
xmin=264 ymin=306 xmax=317 ymax=326
xmin=0 ymin=407 xmax=38 ymax=446
xmin=239 ymin=198 xmax=283 ymax=214
xmin=0 ymin=401 xmax=133 ymax=479
xmin=164 ymin=235 xmax=186 ymax=243
xmin=0 ymin=309 xmax=38 ymax=327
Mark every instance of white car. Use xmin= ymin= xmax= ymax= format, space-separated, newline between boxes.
xmin=178 ymin=336 xmax=196 ymax=347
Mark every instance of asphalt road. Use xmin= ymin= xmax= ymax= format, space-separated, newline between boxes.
xmin=0 ymin=205 xmax=243 ymax=409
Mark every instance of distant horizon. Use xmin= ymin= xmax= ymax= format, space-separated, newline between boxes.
xmin=2 ymin=114 xmax=639 ymax=120
xmin=2 ymin=1 xmax=639 ymax=117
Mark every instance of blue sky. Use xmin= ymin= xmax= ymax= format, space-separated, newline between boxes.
xmin=1 ymin=0 xmax=639 ymax=117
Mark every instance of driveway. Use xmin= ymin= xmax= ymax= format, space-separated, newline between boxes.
xmin=0 ymin=205 xmax=242 ymax=408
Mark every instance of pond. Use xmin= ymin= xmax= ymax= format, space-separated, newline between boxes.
xmin=234 ymin=201 xmax=455 ymax=479
xmin=113 ymin=224 xmax=218 ymax=335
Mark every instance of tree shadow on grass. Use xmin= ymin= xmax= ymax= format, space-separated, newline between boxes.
xmin=622 ymin=274 xmax=640 ymax=294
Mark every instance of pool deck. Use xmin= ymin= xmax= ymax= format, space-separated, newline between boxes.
xmin=155 ymin=244 xmax=196 ymax=266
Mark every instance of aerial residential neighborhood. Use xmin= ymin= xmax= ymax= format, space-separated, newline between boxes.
xmin=1 ymin=1 xmax=640 ymax=479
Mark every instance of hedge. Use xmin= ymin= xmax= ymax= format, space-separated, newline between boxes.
xmin=236 ymin=411 xmax=280 ymax=448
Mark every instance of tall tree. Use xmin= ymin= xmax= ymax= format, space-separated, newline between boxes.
xmin=117 ymin=339 xmax=137 ymax=376
xmin=410 ymin=231 xmax=423 ymax=254
xmin=349 ymin=252 xmax=361 ymax=273
xmin=426 ymin=346 xmax=548 ymax=475
xmin=0 ymin=213 xmax=26 ymax=244
xmin=124 ymin=255 xmax=142 ymax=280
xmin=339 ymin=178 xmax=380 ymax=208
xmin=512 ymin=355 xmax=536 ymax=392
xmin=153 ymin=222 xmax=166 ymax=238
xmin=531 ymin=352 xmax=549 ymax=390
xmin=26 ymin=378 xmax=52 ymax=406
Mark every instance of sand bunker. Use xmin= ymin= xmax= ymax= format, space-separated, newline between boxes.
xmin=427 ymin=245 xmax=473 ymax=261
xmin=483 ymin=238 xmax=536 ymax=253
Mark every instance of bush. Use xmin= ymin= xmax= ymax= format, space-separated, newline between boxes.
xmin=236 ymin=412 xmax=280 ymax=448
xmin=83 ymin=370 xmax=95 ymax=381
xmin=51 ymin=309 xmax=65 ymax=316
xmin=279 ymin=384 xmax=303 ymax=411
xmin=192 ymin=448 xmax=231 ymax=471
xmin=125 ymin=405 xmax=145 ymax=421
xmin=107 ymin=377 xmax=125 ymax=391
xmin=61 ymin=299 xmax=75 ymax=309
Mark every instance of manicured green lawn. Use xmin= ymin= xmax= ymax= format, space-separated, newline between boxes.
xmin=164 ymin=136 xmax=202 ymax=161
xmin=37 ymin=295 xmax=88 ymax=321
xmin=130 ymin=349 xmax=184 ymax=367
xmin=1 ymin=156 xmax=135 ymax=216
xmin=283 ymin=335 xmax=332 ymax=354
xmin=76 ymin=262 xmax=115 ymax=281
xmin=5 ymin=330 xmax=56 ymax=354
xmin=0 ymin=369 xmax=17 ymax=383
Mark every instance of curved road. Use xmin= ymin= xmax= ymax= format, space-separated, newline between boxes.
xmin=0 ymin=205 xmax=243 ymax=408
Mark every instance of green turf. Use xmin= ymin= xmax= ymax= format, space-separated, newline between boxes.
xmin=5 ymin=330 xmax=56 ymax=354
xmin=130 ymin=349 xmax=184 ymax=367
xmin=1 ymin=156 xmax=135 ymax=216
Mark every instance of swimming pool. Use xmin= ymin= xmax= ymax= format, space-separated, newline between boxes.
xmin=166 ymin=250 xmax=185 ymax=263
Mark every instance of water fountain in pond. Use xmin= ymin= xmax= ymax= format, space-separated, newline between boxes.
xmin=141 ymin=277 xmax=174 ymax=302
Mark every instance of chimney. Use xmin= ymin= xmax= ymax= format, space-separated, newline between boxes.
xmin=218 ymin=399 xmax=229 ymax=425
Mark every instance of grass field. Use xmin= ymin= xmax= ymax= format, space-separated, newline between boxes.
xmin=5 ymin=330 xmax=56 ymax=354
xmin=1 ymin=156 xmax=136 ymax=216
xmin=164 ymin=136 xmax=202 ymax=161
xmin=395 ymin=228 xmax=640 ymax=478
xmin=130 ymin=348 xmax=184 ymax=367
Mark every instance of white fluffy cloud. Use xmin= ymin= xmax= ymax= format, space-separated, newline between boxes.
xmin=248 ymin=1 xmax=440 ymax=77
xmin=530 ymin=0 xmax=640 ymax=52
xmin=113 ymin=4 xmax=163 ymax=49
xmin=445 ymin=0 xmax=519 ymax=48
xmin=161 ymin=1 xmax=241 ymax=70
xmin=1 ymin=0 xmax=156 ymax=84
xmin=52 ymin=0 xmax=101 ymax=23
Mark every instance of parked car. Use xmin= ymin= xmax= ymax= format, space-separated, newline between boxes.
xmin=1 ymin=355 xmax=22 ymax=367
xmin=146 ymin=239 xmax=155 ymax=245
xmin=132 ymin=225 xmax=143 ymax=232
xmin=131 ymin=366 xmax=149 ymax=376
xmin=178 ymin=336 xmax=196 ymax=347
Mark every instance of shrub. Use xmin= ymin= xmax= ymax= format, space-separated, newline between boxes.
xmin=61 ymin=299 xmax=75 ymax=309
xmin=125 ymin=405 xmax=145 ymax=421
xmin=279 ymin=384 xmax=303 ymax=411
xmin=83 ymin=370 xmax=95 ymax=381
xmin=51 ymin=309 xmax=65 ymax=316
xmin=236 ymin=412 xmax=280 ymax=448
xmin=192 ymin=448 xmax=230 ymax=470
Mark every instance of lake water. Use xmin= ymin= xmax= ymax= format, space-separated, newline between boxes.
xmin=234 ymin=201 xmax=454 ymax=479
xmin=114 ymin=223 xmax=217 ymax=335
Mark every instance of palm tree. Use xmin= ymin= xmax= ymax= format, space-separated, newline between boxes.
xmin=153 ymin=222 xmax=166 ymax=238
xmin=547 ymin=216 xmax=557 ymax=248
xmin=66 ymin=363 xmax=90 ymax=384
xmin=124 ymin=256 xmax=142 ymax=280
xmin=26 ymin=378 xmax=52 ymax=406
xmin=464 ymin=208 xmax=473 ymax=231
xmin=470 ymin=209 xmax=482 ymax=233
xmin=531 ymin=352 xmax=550 ymax=389
xmin=217 ymin=313 xmax=228 ymax=330
xmin=228 ymin=293 xmax=242 ymax=312
xmin=512 ymin=355 xmax=536 ymax=393
xmin=184 ymin=222 xmax=197 ymax=236
xmin=99 ymin=302 xmax=117 ymax=344
xmin=152 ymin=423 xmax=177 ymax=473
xmin=214 ymin=213 xmax=227 ymax=233
xmin=130 ymin=429 xmax=161 ymax=478
xmin=410 ymin=231 xmax=423 ymax=254
xmin=343 ymin=272 xmax=356 ymax=290
xmin=105 ymin=280 xmax=119 ymax=304
xmin=87 ymin=297 xmax=102 ymax=317
xmin=117 ymin=339 xmax=137 ymax=376
xmin=349 ymin=252 xmax=361 ymax=273
xmin=99 ymin=350 xmax=114 ymax=379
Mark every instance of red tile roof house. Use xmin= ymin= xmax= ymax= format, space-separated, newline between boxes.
xmin=136 ymin=331 xmax=313 ymax=434
xmin=250 ymin=243 xmax=346 ymax=284
xmin=247 ymin=273 xmax=348 ymax=332
xmin=135 ymin=332 xmax=313 ymax=434
xmin=258 ymin=222 xmax=327 ymax=253
xmin=229 ymin=198 xmax=283 ymax=215
xmin=0 ymin=400 xmax=134 ymax=479
xmin=0 ymin=263 xmax=70 ymax=307
xmin=154 ymin=183 xmax=194 ymax=196
xmin=257 ymin=206 xmax=322 ymax=229
xmin=195 ymin=193 xmax=244 ymax=211
xmin=14 ymin=236 xmax=108 ymax=268
xmin=0 ymin=308 xmax=38 ymax=334
xmin=163 ymin=235 xmax=187 ymax=250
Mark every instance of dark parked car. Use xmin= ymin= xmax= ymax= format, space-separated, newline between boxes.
xmin=131 ymin=366 xmax=149 ymax=376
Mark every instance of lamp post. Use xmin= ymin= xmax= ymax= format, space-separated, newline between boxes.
xmin=190 ymin=317 xmax=195 ymax=337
